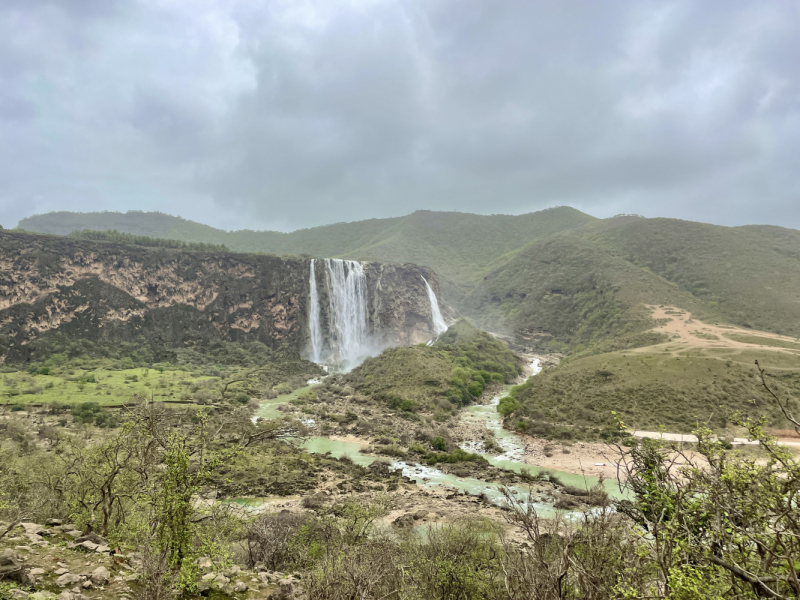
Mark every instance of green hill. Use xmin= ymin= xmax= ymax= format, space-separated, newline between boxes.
xmin=464 ymin=217 xmax=800 ymax=351
xmin=17 ymin=207 xmax=594 ymax=304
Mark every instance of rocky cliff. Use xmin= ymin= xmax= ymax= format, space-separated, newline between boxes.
xmin=0 ymin=231 xmax=450 ymax=365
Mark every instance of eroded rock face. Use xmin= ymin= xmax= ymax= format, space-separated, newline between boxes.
xmin=0 ymin=232 xmax=451 ymax=364
xmin=364 ymin=262 xmax=452 ymax=348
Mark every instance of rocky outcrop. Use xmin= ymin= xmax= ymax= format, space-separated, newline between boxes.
xmin=365 ymin=262 xmax=454 ymax=348
xmin=0 ymin=231 xmax=451 ymax=364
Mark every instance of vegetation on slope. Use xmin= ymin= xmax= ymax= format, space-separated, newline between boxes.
xmin=500 ymin=346 xmax=800 ymax=440
xmin=68 ymin=229 xmax=230 ymax=252
xmin=587 ymin=218 xmax=800 ymax=337
xmin=465 ymin=235 xmax=703 ymax=354
xmin=342 ymin=320 xmax=522 ymax=416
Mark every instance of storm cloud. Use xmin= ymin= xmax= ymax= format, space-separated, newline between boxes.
xmin=1 ymin=0 xmax=798 ymax=231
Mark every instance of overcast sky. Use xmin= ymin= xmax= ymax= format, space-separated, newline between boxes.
xmin=1 ymin=1 xmax=798 ymax=232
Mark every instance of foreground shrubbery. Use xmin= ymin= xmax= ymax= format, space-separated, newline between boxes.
xmin=1 ymin=364 xmax=799 ymax=599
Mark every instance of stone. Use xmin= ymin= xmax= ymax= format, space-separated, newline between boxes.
xmin=29 ymin=592 xmax=56 ymax=600
xmin=19 ymin=523 xmax=45 ymax=536
xmin=57 ymin=562 xmax=68 ymax=568
xmin=29 ymin=567 xmax=46 ymax=576
xmin=77 ymin=541 xmax=98 ymax=552
xmin=197 ymin=556 xmax=213 ymax=570
xmin=94 ymin=545 xmax=111 ymax=554
xmin=0 ymin=553 xmax=25 ymax=583
xmin=213 ymin=573 xmax=230 ymax=586
xmin=201 ymin=572 xmax=216 ymax=581
xmin=55 ymin=573 xmax=82 ymax=587
xmin=74 ymin=533 xmax=108 ymax=546
xmin=55 ymin=568 xmax=69 ymax=575
xmin=91 ymin=565 xmax=110 ymax=585
xmin=14 ymin=546 xmax=32 ymax=552
xmin=46 ymin=519 xmax=63 ymax=526
xmin=65 ymin=530 xmax=81 ymax=538
xmin=233 ymin=581 xmax=248 ymax=593
xmin=268 ymin=578 xmax=298 ymax=600
xmin=25 ymin=533 xmax=44 ymax=544
xmin=9 ymin=590 xmax=28 ymax=599
xmin=81 ymin=580 xmax=92 ymax=589
xmin=392 ymin=514 xmax=414 ymax=528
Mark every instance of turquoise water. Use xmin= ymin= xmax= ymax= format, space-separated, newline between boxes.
xmin=255 ymin=365 xmax=621 ymax=511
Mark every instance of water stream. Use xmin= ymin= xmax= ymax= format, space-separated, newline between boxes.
xmin=255 ymin=359 xmax=620 ymax=514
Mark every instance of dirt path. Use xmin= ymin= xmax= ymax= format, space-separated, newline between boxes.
xmin=635 ymin=306 xmax=800 ymax=358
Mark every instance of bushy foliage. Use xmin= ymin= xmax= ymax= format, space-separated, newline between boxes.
xmin=342 ymin=320 xmax=522 ymax=415
xmin=68 ymin=229 xmax=229 ymax=252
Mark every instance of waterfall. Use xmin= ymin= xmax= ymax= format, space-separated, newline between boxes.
xmin=423 ymin=276 xmax=448 ymax=337
xmin=324 ymin=259 xmax=370 ymax=368
xmin=308 ymin=259 xmax=323 ymax=363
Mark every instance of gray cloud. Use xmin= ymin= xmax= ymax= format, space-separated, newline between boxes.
xmin=0 ymin=0 xmax=798 ymax=231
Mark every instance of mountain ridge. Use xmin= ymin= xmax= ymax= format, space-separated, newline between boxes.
xmin=17 ymin=207 xmax=800 ymax=347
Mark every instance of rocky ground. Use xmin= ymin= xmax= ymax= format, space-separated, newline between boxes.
xmin=0 ymin=520 xmax=305 ymax=600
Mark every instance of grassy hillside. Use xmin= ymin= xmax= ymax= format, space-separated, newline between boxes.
xmin=464 ymin=234 xmax=708 ymax=353
xmin=341 ymin=320 xmax=522 ymax=415
xmin=464 ymin=216 xmax=800 ymax=350
xmin=586 ymin=219 xmax=800 ymax=337
xmin=18 ymin=210 xmax=229 ymax=242
xmin=501 ymin=345 xmax=800 ymax=441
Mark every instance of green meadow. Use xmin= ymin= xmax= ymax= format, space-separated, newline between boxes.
xmin=0 ymin=366 xmax=218 ymax=406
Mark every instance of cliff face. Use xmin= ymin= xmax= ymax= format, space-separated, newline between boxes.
xmin=0 ymin=232 xmax=450 ymax=364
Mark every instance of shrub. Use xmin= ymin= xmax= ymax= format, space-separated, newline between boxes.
xmin=431 ymin=436 xmax=448 ymax=451
xmin=468 ymin=381 xmax=485 ymax=397
xmin=497 ymin=396 xmax=520 ymax=417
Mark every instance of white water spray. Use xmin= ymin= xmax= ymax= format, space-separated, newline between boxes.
xmin=422 ymin=276 xmax=448 ymax=338
xmin=308 ymin=259 xmax=323 ymax=363
xmin=324 ymin=259 xmax=370 ymax=368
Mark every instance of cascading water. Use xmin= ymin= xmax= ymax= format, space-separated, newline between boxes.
xmin=308 ymin=259 xmax=323 ymax=363
xmin=324 ymin=259 xmax=370 ymax=369
xmin=423 ymin=276 xmax=448 ymax=341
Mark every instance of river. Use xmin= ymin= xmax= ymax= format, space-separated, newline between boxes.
xmin=255 ymin=359 xmax=620 ymax=514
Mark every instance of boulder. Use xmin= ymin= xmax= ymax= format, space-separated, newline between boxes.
xmin=46 ymin=519 xmax=63 ymax=527
xmin=91 ymin=565 xmax=110 ymax=585
xmin=269 ymin=578 xmax=300 ymax=600
xmin=0 ymin=553 xmax=25 ymax=583
xmin=74 ymin=533 xmax=108 ymax=546
xmin=55 ymin=568 xmax=69 ymax=575
xmin=9 ymin=589 xmax=29 ymax=599
xmin=55 ymin=573 xmax=82 ymax=587
xmin=19 ymin=523 xmax=45 ymax=536
xmin=392 ymin=514 xmax=415 ymax=529
xmin=77 ymin=541 xmax=98 ymax=552
xmin=233 ymin=581 xmax=248 ymax=593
